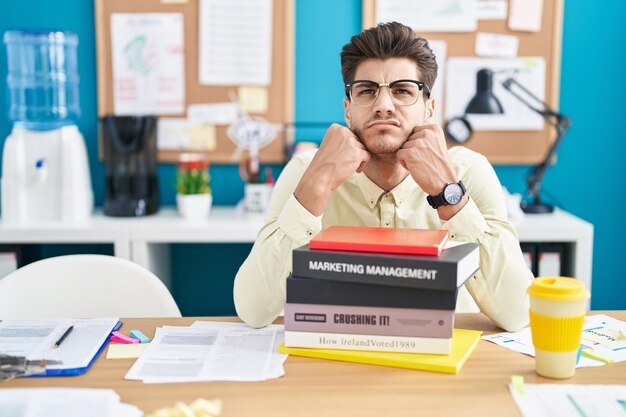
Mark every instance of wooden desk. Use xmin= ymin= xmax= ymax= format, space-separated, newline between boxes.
xmin=4 ymin=312 xmax=624 ymax=417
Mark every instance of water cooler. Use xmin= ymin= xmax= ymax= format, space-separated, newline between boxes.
xmin=1 ymin=30 xmax=93 ymax=225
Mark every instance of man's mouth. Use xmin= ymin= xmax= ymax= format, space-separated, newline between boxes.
xmin=368 ymin=120 xmax=400 ymax=128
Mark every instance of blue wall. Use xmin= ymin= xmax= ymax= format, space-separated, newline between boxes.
xmin=1 ymin=1 xmax=624 ymax=310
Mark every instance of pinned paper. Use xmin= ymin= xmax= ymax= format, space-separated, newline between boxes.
xmin=187 ymin=103 xmax=239 ymax=125
xmin=111 ymin=331 xmax=139 ymax=344
xmin=130 ymin=329 xmax=151 ymax=343
xmin=477 ymin=0 xmax=507 ymax=20
xmin=189 ymin=124 xmax=216 ymax=151
xmin=509 ymin=0 xmax=543 ymax=32
xmin=106 ymin=343 xmax=150 ymax=359
xmin=238 ymin=86 xmax=268 ymax=113
xmin=157 ymin=118 xmax=189 ymax=150
xmin=475 ymin=33 xmax=519 ymax=58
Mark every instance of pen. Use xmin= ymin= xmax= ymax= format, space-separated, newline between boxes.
xmin=54 ymin=325 xmax=74 ymax=349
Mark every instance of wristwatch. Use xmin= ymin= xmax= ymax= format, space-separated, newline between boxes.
xmin=427 ymin=181 xmax=466 ymax=209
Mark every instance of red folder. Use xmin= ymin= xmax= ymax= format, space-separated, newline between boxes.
xmin=309 ymin=226 xmax=449 ymax=256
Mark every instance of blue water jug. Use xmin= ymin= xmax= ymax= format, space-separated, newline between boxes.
xmin=4 ymin=30 xmax=80 ymax=130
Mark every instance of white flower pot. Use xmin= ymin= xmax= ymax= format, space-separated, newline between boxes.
xmin=176 ymin=193 xmax=212 ymax=221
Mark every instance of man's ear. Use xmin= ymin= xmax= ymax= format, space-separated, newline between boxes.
xmin=424 ymin=97 xmax=435 ymax=123
xmin=343 ymin=98 xmax=351 ymax=128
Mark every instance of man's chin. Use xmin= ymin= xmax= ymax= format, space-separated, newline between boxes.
xmin=362 ymin=135 xmax=405 ymax=155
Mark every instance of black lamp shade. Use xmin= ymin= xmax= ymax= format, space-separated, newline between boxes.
xmin=465 ymin=69 xmax=504 ymax=114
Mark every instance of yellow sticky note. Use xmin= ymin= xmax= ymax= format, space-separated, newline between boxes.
xmin=238 ymin=86 xmax=268 ymax=113
xmin=106 ymin=343 xmax=149 ymax=359
xmin=511 ymin=375 xmax=525 ymax=395
xmin=189 ymin=124 xmax=216 ymax=151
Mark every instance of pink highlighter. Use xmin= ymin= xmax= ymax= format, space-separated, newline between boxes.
xmin=110 ymin=331 xmax=139 ymax=344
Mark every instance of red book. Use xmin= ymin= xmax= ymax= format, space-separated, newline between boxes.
xmin=309 ymin=226 xmax=449 ymax=256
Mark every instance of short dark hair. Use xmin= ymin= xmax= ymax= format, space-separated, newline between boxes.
xmin=340 ymin=22 xmax=438 ymax=95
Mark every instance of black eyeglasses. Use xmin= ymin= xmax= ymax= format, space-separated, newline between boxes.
xmin=345 ymin=79 xmax=431 ymax=107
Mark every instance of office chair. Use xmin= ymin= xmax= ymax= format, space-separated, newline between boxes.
xmin=0 ymin=254 xmax=182 ymax=319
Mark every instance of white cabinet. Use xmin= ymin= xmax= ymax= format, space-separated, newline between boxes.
xmin=1 ymin=207 xmax=593 ymax=305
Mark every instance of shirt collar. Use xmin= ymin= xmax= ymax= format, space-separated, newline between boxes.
xmin=356 ymin=172 xmax=417 ymax=209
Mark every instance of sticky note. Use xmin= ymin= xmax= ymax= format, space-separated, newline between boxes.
xmin=475 ymin=33 xmax=519 ymax=58
xmin=130 ymin=329 xmax=151 ymax=343
xmin=111 ymin=331 xmax=140 ymax=344
xmin=508 ymin=0 xmax=543 ymax=32
xmin=106 ymin=343 xmax=149 ymax=359
xmin=238 ymin=86 xmax=268 ymax=113
xmin=189 ymin=124 xmax=216 ymax=151
xmin=511 ymin=375 xmax=525 ymax=395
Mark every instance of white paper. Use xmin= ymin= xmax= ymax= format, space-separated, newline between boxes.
xmin=428 ymin=40 xmax=447 ymax=127
xmin=509 ymin=0 xmax=543 ymax=32
xmin=125 ymin=322 xmax=282 ymax=383
xmin=510 ymin=384 xmax=626 ymax=417
xmin=192 ymin=321 xmax=287 ymax=379
xmin=445 ymin=57 xmax=545 ymax=131
xmin=475 ymin=33 xmax=519 ymax=58
xmin=0 ymin=318 xmax=119 ymax=370
xmin=157 ymin=118 xmax=189 ymax=150
xmin=198 ymin=0 xmax=272 ymax=85
xmin=482 ymin=314 xmax=626 ymax=368
xmin=477 ymin=0 xmax=507 ymax=20
xmin=111 ymin=13 xmax=185 ymax=115
xmin=376 ymin=0 xmax=477 ymax=32
xmin=0 ymin=388 xmax=141 ymax=417
xmin=187 ymin=103 xmax=240 ymax=126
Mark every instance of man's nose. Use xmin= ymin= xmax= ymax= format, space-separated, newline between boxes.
xmin=372 ymin=86 xmax=395 ymax=113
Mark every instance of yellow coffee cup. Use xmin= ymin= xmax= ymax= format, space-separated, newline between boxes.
xmin=527 ymin=277 xmax=590 ymax=379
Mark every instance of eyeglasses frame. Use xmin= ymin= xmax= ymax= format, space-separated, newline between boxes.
xmin=344 ymin=79 xmax=432 ymax=107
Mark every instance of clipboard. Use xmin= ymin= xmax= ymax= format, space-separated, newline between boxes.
xmin=30 ymin=321 xmax=123 ymax=378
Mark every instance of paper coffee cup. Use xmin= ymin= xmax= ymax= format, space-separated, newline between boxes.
xmin=527 ymin=277 xmax=590 ymax=379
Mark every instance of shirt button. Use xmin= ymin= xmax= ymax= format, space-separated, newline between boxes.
xmin=306 ymin=230 xmax=313 ymax=237
xmin=450 ymin=234 xmax=456 ymax=239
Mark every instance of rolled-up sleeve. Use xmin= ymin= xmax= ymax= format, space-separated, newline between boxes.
xmin=444 ymin=152 xmax=534 ymax=331
xmin=234 ymin=153 xmax=322 ymax=328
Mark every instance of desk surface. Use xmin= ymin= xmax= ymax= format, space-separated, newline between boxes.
xmin=4 ymin=312 xmax=623 ymax=417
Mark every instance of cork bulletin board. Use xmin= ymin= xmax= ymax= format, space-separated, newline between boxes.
xmin=95 ymin=0 xmax=294 ymax=163
xmin=363 ymin=0 xmax=564 ymax=165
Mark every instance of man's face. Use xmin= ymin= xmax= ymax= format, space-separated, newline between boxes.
xmin=344 ymin=57 xmax=434 ymax=157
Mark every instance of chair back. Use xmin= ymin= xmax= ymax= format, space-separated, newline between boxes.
xmin=0 ymin=254 xmax=181 ymax=318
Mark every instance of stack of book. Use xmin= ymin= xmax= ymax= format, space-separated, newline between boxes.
xmin=284 ymin=226 xmax=480 ymax=355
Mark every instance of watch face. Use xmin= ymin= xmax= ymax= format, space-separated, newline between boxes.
xmin=443 ymin=183 xmax=463 ymax=205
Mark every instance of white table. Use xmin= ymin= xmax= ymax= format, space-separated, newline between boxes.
xmin=1 ymin=208 xmax=593 ymax=304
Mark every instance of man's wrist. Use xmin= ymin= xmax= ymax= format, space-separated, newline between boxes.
xmin=436 ymin=194 xmax=469 ymax=221
xmin=294 ymin=173 xmax=331 ymax=216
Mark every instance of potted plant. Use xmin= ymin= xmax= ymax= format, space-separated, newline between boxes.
xmin=176 ymin=154 xmax=212 ymax=220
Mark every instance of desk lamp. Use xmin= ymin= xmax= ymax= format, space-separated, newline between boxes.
xmin=444 ymin=68 xmax=572 ymax=214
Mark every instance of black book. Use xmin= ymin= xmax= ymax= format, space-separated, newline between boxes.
xmin=287 ymin=275 xmax=457 ymax=310
xmin=292 ymin=242 xmax=479 ymax=291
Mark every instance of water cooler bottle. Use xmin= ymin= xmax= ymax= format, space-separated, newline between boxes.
xmin=1 ymin=30 xmax=93 ymax=225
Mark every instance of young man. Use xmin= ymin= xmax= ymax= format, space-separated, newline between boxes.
xmin=234 ymin=22 xmax=533 ymax=332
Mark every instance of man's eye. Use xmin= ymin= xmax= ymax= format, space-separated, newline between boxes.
xmin=393 ymin=88 xmax=412 ymax=95
xmin=357 ymin=89 xmax=377 ymax=96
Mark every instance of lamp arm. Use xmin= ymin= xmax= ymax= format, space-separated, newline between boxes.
xmin=501 ymin=77 xmax=572 ymax=202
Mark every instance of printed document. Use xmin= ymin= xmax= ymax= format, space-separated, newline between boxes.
xmin=0 ymin=388 xmax=141 ymax=417
xmin=376 ymin=0 xmax=476 ymax=32
xmin=483 ymin=314 xmax=626 ymax=368
xmin=0 ymin=318 xmax=119 ymax=371
xmin=198 ymin=0 xmax=272 ymax=85
xmin=125 ymin=321 xmax=285 ymax=382
xmin=510 ymin=384 xmax=626 ymax=417
xmin=111 ymin=13 xmax=185 ymax=115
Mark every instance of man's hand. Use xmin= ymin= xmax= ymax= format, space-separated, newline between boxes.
xmin=397 ymin=124 xmax=467 ymax=220
xmin=294 ymin=124 xmax=370 ymax=216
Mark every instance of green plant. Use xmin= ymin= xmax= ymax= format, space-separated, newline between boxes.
xmin=177 ymin=159 xmax=211 ymax=195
